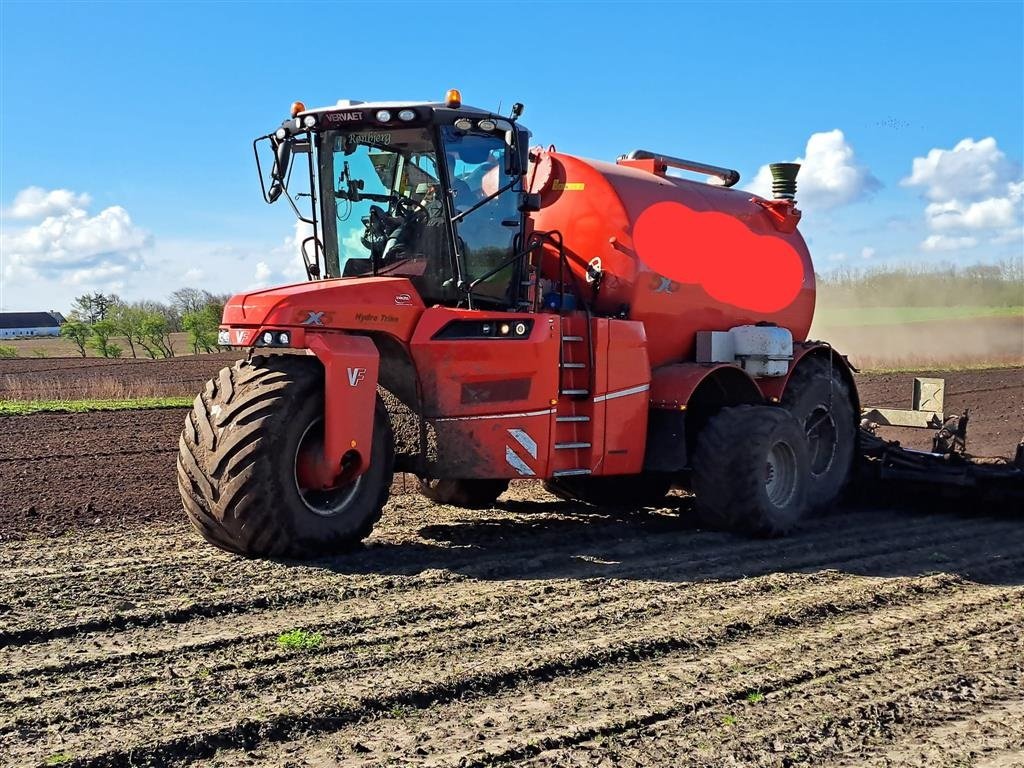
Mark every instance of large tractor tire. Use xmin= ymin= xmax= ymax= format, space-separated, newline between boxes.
xmin=781 ymin=356 xmax=857 ymax=510
xmin=543 ymin=474 xmax=673 ymax=508
xmin=177 ymin=356 xmax=394 ymax=559
xmin=692 ymin=405 xmax=810 ymax=536
xmin=418 ymin=478 xmax=509 ymax=508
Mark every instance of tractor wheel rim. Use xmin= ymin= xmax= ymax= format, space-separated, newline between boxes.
xmin=805 ymin=405 xmax=838 ymax=477
xmin=765 ymin=440 xmax=798 ymax=508
xmin=293 ymin=418 xmax=364 ymax=518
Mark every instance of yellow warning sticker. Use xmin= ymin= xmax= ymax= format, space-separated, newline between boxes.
xmin=553 ymin=180 xmax=585 ymax=191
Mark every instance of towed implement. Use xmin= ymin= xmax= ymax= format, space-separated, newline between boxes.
xmin=177 ymin=92 xmax=1020 ymax=559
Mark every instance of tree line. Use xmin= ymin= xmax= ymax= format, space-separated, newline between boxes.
xmin=816 ymin=260 xmax=1024 ymax=309
xmin=59 ymin=288 xmax=230 ymax=358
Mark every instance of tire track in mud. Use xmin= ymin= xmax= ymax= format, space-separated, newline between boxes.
xmin=2 ymin=507 xmax=1015 ymax=659
xmin=278 ymin=597 xmax=1022 ymax=768
xmin=5 ymin=512 xmax=1020 ymax=682
xmin=7 ymin=542 xmax=1010 ymax=709
xmin=4 ymin=505 xmax=1018 ymax=645
xmin=3 ymin=542 xmax=1020 ymax=766
xmin=13 ymin=577 xmax=1020 ymax=767
xmin=512 ymin=626 xmax=1023 ymax=768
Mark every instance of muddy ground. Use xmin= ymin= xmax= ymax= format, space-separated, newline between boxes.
xmin=1 ymin=366 xmax=1022 ymax=766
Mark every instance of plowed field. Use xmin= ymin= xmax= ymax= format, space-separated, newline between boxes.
xmin=1 ymin=364 xmax=1022 ymax=767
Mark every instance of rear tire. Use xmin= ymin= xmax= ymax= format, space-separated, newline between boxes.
xmin=543 ymin=474 xmax=673 ymax=508
xmin=177 ymin=356 xmax=394 ymax=559
xmin=781 ymin=356 xmax=856 ymax=509
xmin=692 ymin=405 xmax=810 ymax=536
xmin=418 ymin=478 xmax=509 ymax=508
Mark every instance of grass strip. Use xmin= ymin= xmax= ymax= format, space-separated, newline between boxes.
xmin=814 ymin=305 xmax=1023 ymax=328
xmin=0 ymin=396 xmax=194 ymax=416
xmin=858 ymin=361 xmax=1023 ymax=374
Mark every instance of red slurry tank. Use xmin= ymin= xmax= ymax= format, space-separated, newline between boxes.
xmin=527 ymin=149 xmax=815 ymax=367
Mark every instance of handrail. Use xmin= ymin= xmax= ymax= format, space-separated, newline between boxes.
xmin=622 ymin=149 xmax=741 ymax=187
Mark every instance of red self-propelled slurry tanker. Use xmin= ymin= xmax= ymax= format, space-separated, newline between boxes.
xmin=177 ymin=91 xmax=861 ymax=558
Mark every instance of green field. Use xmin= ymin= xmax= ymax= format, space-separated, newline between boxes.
xmin=813 ymin=305 xmax=1024 ymax=328
xmin=0 ymin=396 xmax=194 ymax=416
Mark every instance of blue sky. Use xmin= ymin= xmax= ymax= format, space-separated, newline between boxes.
xmin=1 ymin=0 xmax=1021 ymax=311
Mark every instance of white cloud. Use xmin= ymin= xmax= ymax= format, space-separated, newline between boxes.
xmin=4 ymin=186 xmax=92 ymax=220
xmin=925 ymin=192 xmax=1019 ymax=231
xmin=253 ymin=260 xmax=272 ymax=286
xmin=747 ymin=129 xmax=881 ymax=210
xmin=904 ymin=138 xmax=1022 ymax=254
xmin=1 ymin=188 xmax=150 ymax=292
xmin=991 ymin=226 xmax=1023 ymax=245
xmin=860 ymin=246 xmax=876 ymax=260
xmin=902 ymin=137 xmax=1015 ymax=202
xmin=921 ymin=234 xmax=979 ymax=252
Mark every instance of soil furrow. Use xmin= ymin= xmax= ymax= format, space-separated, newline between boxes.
xmin=23 ymin=586 xmax=1019 ymax=767
xmin=6 ymin=507 xmax=1018 ymax=646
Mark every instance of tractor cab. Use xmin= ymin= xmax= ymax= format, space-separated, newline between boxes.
xmin=256 ymin=91 xmax=532 ymax=310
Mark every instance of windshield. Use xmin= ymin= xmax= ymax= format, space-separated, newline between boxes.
xmin=319 ymin=127 xmax=459 ymax=304
xmin=317 ymin=124 xmax=522 ymax=308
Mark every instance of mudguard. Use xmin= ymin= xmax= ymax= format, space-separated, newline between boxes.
xmin=305 ymin=333 xmax=380 ymax=482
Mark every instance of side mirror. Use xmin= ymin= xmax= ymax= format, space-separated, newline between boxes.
xmin=272 ymin=136 xmax=293 ymax=184
xmin=504 ymin=130 xmax=519 ymax=176
xmin=503 ymin=128 xmax=530 ymax=177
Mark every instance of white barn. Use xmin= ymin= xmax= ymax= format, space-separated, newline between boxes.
xmin=0 ymin=312 xmax=66 ymax=339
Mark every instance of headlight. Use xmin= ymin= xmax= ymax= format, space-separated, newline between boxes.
xmin=275 ymin=127 xmax=287 ymax=140
xmin=302 ymin=115 xmax=316 ymax=128
xmin=478 ymin=119 xmax=496 ymax=131
xmin=218 ymin=329 xmax=231 ymax=346
xmin=398 ymin=109 xmax=415 ymax=121
xmin=375 ymin=109 xmax=392 ymax=122
xmin=454 ymin=118 xmax=472 ymax=131
xmin=262 ymin=331 xmax=274 ymax=345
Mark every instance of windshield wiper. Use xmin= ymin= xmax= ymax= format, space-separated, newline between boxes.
xmin=450 ymin=176 xmax=520 ymax=224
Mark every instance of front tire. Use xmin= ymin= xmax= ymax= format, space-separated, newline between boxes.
xmin=177 ymin=356 xmax=394 ymax=559
xmin=692 ymin=405 xmax=811 ymax=536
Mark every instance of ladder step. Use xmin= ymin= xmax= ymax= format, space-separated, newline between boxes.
xmin=560 ymin=362 xmax=586 ymax=369
xmin=556 ymin=415 xmax=590 ymax=423
xmin=553 ymin=468 xmax=591 ymax=477
xmin=561 ymin=389 xmax=589 ymax=396
xmin=562 ymin=335 xmax=584 ymax=342
xmin=555 ymin=442 xmax=591 ymax=450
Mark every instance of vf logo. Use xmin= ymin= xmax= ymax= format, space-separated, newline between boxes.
xmin=347 ymin=367 xmax=366 ymax=386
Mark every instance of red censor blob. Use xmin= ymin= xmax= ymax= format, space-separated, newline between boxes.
xmin=632 ymin=201 xmax=804 ymax=313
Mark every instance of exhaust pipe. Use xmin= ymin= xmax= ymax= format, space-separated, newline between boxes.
xmin=769 ymin=162 xmax=801 ymax=201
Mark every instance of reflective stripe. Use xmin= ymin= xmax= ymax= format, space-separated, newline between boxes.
xmin=593 ymin=383 xmax=650 ymax=403
xmin=508 ymin=428 xmax=538 ymax=459
xmin=505 ymin=446 xmax=535 ymax=476
xmin=434 ymin=407 xmax=554 ymax=423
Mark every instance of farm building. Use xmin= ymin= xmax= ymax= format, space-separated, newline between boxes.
xmin=0 ymin=311 xmax=67 ymax=338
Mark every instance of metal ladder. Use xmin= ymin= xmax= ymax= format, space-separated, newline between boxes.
xmin=552 ymin=314 xmax=594 ymax=477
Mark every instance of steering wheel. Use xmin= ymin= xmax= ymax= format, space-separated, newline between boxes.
xmin=393 ymin=194 xmax=427 ymax=219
